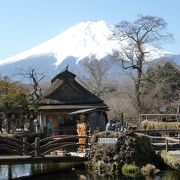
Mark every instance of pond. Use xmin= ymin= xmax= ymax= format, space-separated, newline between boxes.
xmin=0 ymin=163 xmax=180 ymax=180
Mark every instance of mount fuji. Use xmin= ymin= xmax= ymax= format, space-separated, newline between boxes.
xmin=0 ymin=20 xmax=178 ymax=82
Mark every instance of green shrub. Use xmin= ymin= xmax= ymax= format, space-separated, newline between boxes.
xmin=122 ymin=163 xmax=141 ymax=177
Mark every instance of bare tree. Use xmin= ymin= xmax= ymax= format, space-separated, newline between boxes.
xmin=102 ymin=83 xmax=138 ymax=125
xmin=112 ymin=15 xmax=173 ymax=113
xmin=16 ymin=68 xmax=45 ymax=116
xmin=80 ymin=55 xmax=110 ymax=97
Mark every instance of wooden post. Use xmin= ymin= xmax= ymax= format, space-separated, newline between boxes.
xmin=35 ymin=137 xmax=40 ymax=157
xmin=87 ymin=126 xmax=91 ymax=146
xmin=120 ymin=112 xmax=124 ymax=127
xmin=22 ymin=137 xmax=27 ymax=155
xmin=8 ymin=165 xmax=12 ymax=179
xmin=166 ymin=139 xmax=169 ymax=152
xmin=179 ymin=134 xmax=180 ymax=150
xmin=86 ymin=126 xmax=91 ymax=159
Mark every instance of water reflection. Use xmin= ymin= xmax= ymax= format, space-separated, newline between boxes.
xmin=0 ymin=164 xmax=31 ymax=179
xmin=0 ymin=163 xmax=180 ymax=180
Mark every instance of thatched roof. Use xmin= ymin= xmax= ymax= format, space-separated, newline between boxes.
xmin=40 ymin=69 xmax=108 ymax=109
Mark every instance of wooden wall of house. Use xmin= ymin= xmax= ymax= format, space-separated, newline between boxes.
xmin=39 ymin=111 xmax=77 ymax=135
xmin=39 ymin=110 xmax=107 ymax=135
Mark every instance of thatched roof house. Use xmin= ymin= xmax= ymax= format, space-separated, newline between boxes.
xmin=38 ymin=68 xmax=108 ymax=135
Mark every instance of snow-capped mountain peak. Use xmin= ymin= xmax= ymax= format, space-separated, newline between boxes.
xmin=0 ymin=20 xmax=120 ymax=67
xmin=0 ymin=20 xmax=176 ymax=82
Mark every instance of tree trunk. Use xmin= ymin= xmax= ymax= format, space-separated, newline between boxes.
xmin=135 ymin=53 xmax=143 ymax=113
xmin=135 ymin=43 xmax=144 ymax=114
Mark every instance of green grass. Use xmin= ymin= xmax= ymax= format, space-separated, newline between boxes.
xmin=160 ymin=151 xmax=180 ymax=170
xmin=140 ymin=120 xmax=180 ymax=130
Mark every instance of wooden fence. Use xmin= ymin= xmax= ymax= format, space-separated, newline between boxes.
xmin=140 ymin=134 xmax=180 ymax=151
xmin=139 ymin=113 xmax=178 ymax=123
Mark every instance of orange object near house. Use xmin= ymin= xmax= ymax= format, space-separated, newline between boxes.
xmin=77 ymin=119 xmax=88 ymax=152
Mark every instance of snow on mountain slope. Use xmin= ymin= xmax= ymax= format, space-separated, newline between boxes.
xmin=0 ymin=20 xmax=171 ymax=66
xmin=0 ymin=20 xmax=176 ymax=81
xmin=0 ymin=21 xmax=119 ymax=66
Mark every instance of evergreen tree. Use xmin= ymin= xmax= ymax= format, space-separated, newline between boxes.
xmin=0 ymin=76 xmax=29 ymax=132
xmin=143 ymin=62 xmax=180 ymax=112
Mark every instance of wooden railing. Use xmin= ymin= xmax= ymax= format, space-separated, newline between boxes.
xmin=0 ymin=134 xmax=91 ymax=157
xmin=139 ymin=113 xmax=178 ymax=123
xmin=31 ymin=135 xmax=91 ymax=156
xmin=0 ymin=136 xmax=34 ymax=155
xmin=139 ymin=134 xmax=180 ymax=151
xmin=165 ymin=137 xmax=180 ymax=151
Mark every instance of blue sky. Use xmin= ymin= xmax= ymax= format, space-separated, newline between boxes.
xmin=0 ymin=0 xmax=180 ymax=60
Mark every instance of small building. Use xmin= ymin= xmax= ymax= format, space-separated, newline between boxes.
xmin=38 ymin=68 xmax=108 ymax=135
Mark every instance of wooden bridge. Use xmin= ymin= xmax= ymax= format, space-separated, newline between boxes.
xmin=0 ymin=129 xmax=179 ymax=164
xmin=0 ymin=135 xmax=90 ymax=164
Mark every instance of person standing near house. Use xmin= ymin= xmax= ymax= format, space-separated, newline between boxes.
xmin=47 ymin=120 xmax=53 ymax=136
xmin=36 ymin=120 xmax=41 ymax=133
xmin=106 ymin=120 xmax=113 ymax=131
xmin=0 ymin=117 xmax=3 ymax=133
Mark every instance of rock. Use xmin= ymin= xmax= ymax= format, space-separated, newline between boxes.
xmin=119 ymin=151 xmax=124 ymax=157
xmin=142 ymin=164 xmax=160 ymax=175
xmin=113 ymin=154 xmax=119 ymax=161
xmin=89 ymin=131 xmax=163 ymax=175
